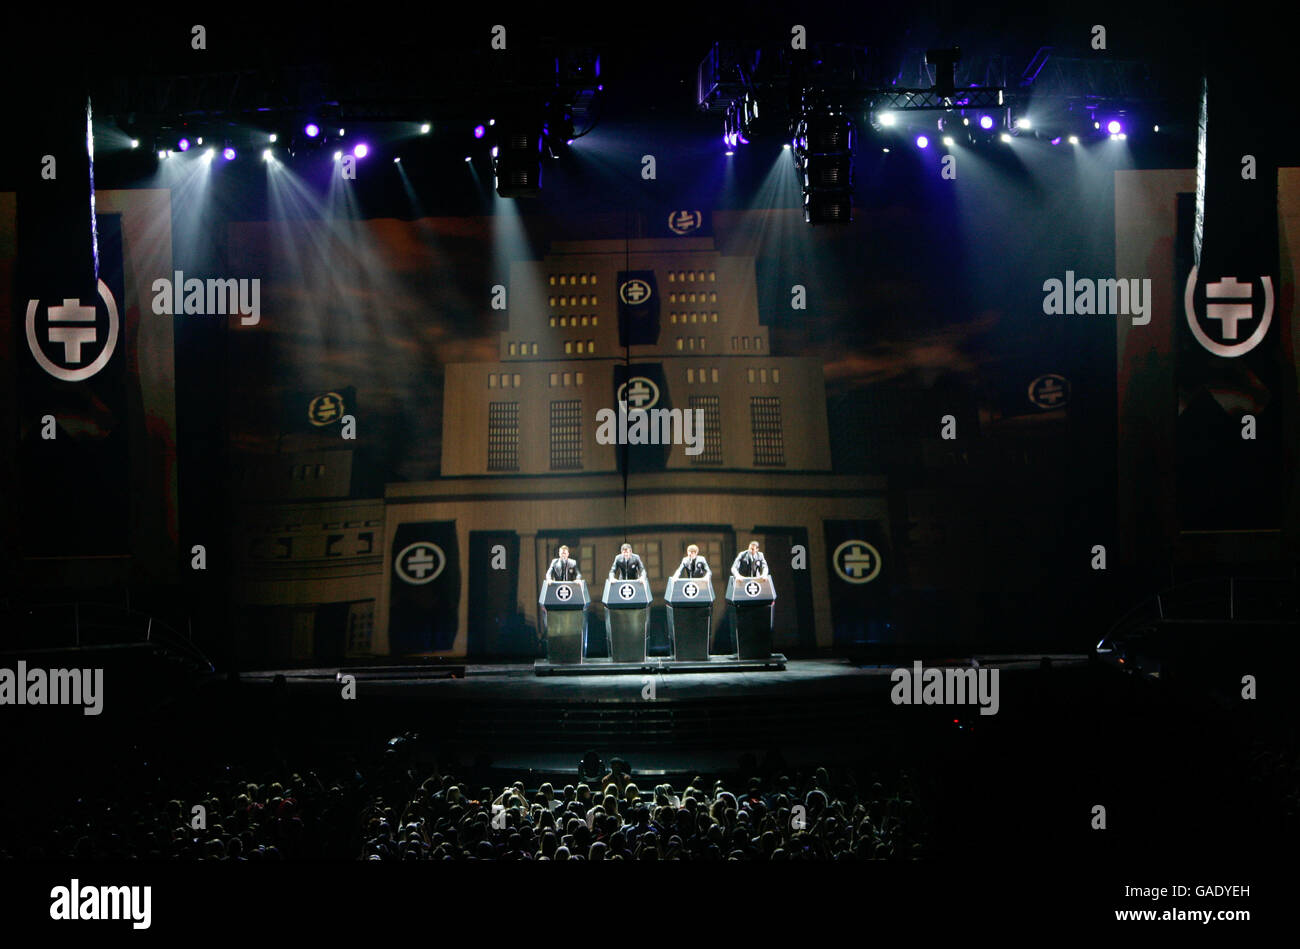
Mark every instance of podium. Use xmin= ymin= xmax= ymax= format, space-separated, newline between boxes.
xmin=725 ymin=575 xmax=777 ymax=659
xmin=665 ymin=576 xmax=714 ymax=660
xmin=539 ymin=580 xmax=590 ymax=664
xmin=601 ymin=577 xmax=652 ymax=662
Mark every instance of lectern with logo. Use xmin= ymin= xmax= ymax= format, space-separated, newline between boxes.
xmin=665 ymin=577 xmax=714 ymax=660
xmin=601 ymin=577 xmax=652 ymax=662
xmin=725 ymin=576 xmax=777 ymax=659
xmin=539 ymin=580 xmax=590 ymax=664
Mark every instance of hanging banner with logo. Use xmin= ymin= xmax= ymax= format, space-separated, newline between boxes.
xmin=16 ymin=210 xmax=129 ymax=555
xmin=616 ymin=270 xmax=659 ymax=347
xmin=612 ymin=362 xmax=672 ymax=473
xmin=388 ymin=520 xmax=460 ymax=654
xmin=823 ymin=519 xmax=892 ymax=644
xmin=282 ymin=386 xmax=357 ymax=435
xmin=664 ymin=209 xmax=711 ymax=238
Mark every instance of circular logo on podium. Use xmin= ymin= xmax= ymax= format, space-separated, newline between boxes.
xmin=618 ymin=583 xmax=636 ymax=600
xmin=555 ymin=584 xmax=573 ymax=601
xmin=683 ymin=582 xmax=699 ymax=598
xmin=619 ymin=278 xmax=652 ymax=306
xmin=395 ymin=542 xmax=446 ymax=585
xmin=832 ymin=540 xmax=882 ymax=584
xmin=744 ymin=580 xmax=761 ymax=597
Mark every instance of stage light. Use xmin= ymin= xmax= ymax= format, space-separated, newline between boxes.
xmin=999 ymin=133 xmax=1012 ymax=143
xmin=566 ymin=138 xmax=574 ymax=145
xmin=489 ymin=118 xmax=496 ymax=126
xmin=177 ymin=138 xmax=190 ymax=152
xmin=157 ymin=150 xmax=167 ymax=159
xmin=305 ymin=123 xmax=320 ymax=138
xmin=334 ymin=150 xmax=343 ymax=160
xmin=1118 ymin=132 xmax=1127 ymax=140
xmin=1094 ymin=121 xmax=1101 ymax=129
xmin=474 ymin=125 xmax=486 ymax=139
xmin=1107 ymin=120 xmax=1122 ymax=134
xmin=882 ymin=147 xmax=889 ymax=153
xmin=393 ymin=156 xmax=401 ymax=163
xmin=464 ymin=155 xmax=472 ymax=162
xmin=196 ymin=137 xmax=204 ymax=145
xmin=491 ymin=146 xmax=499 ymax=157
xmin=1153 ymin=125 xmax=1160 ymax=132
xmin=223 ymin=147 xmax=236 ymax=161
xmin=783 ymin=143 xmax=791 ymax=150
xmin=269 ymin=133 xmax=278 ymax=143
xmin=262 ymin=148 xmax=272 ymax=161
xmin=942 ymin=136 xmax=955 ymax=146
xmin=1014 ymin=118 xmax=1031 ymax=130
xmin=420 ymin=123 xmax=431 ymax=134
xmin=130 ymin=139 xmax=139 ymax=148
xmin=962 ymin=117 xmax=970 ymax=126
xmin=878 ymin=112 xmax=897 ymax=127
xmin=1068 ymin=135 xmax=1080 ymax=145
xmin=353 ymin=143 xmax=369 ymax=158
xmin=204 ymin=147 xmax=215 ymax=159
xmin=1050 ymin=137 xmax=1061 ymax=145
xmin=725 ymin=150 xmax=734 ymax=156
xmin=979 ymin=115 xmax=994 ymax=130
xmin=915 ymin=135 xmax=929 ymax=148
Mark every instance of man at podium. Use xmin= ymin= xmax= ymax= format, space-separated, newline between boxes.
xmin=608 ymin=543 xmax=645 ymax=580
xmin=675 ymin=544 xmax=711 ymax=579
xmin=546 ymin=545 xmax=582 ymax=582
xmin=730 ymin=541 xmax=769 ymax=579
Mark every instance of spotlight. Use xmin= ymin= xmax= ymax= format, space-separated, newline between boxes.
xmin=420 ymin=123 xmax=431 ymax=134
xmin=725 ymin=150 xmax=734 ymax=156
xmin=962 ymin=117 xmax=970 ymax=126
xmin=1014 ymin=118 xmax=1031 ymax=130
xmin=130 ymin=139 xmax=139 ymax=148
xmin=177 ymin=138 xmax=190 ymax=152
xmin=878 ymin=112 xmax=897 ymax=127
xmin=269 ymin=133 xmax=278 ymax=143
xmin=157 ymin=150 xmax=167 ymax=159
xmin=393 ymin=156 xmax=401 ymax=163
xmin=1153 ymin=125 xmax=1160 ymax=132
xmin=1068 ymin=135 xmax=1080 ymax=145
xmin=333 ymin=150 xmax=343 ymax=161
xmin=223 ymin=147 xmax=236 ymax=161
xmin=942 ymin=136 xmax=955 ymax=147
xmin=204 ymin=147 xmax=215 ymax=159
xmin=978 ymin=115 xmax=994 ymax=130
xmin=782 ymin=143 xmax=791 ymax=150
xmin=339 ymin=129 xmax=345 ymax=136
xmin=196 ymin=137 xmax=204 ymax=145
xmin=915 ymin=135 xmax=929 ymax=148
xmin=353 ymin=143 xmax=369 ymax=158
xmin=1107 ymin=120 xmax=1122 ymax=135
xmin=999 ymin=133 xmax=1012 ymax=143
xmin=1050 ymin=137 xmax=1061 ymax=146
xmin=464 ymin=155 xmax=472 ymax=162
xmin=489 ymin=119 xmax=496 ymax=126
xmin=262 ymin=149 xmax=272 ymax=162
xmin=491 ymin=146 xmax=499 ymax=157
xmin=474 ymin=125 xmax=486 ymax=139
xmin=1118 ymin=132 xmax=1127 ymax=140
xmin=305 ymin=123 xmax=320 ymax=138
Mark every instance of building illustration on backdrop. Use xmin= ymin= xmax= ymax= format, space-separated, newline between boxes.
xmin=233 ymin=227 xmax=892 ymax=662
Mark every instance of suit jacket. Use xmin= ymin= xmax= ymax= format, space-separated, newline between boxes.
xmin=676 ymin=556 xmax=711 ymax=579
xmin=609 ymin=553 xmax=645 ymax=580
xmin=547 ymin=558 xmax=581 ymax=582
xmin=731 ymin=551 xmax=768 ymax=578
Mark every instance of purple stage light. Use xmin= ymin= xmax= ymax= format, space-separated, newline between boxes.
xmin=177 ymin=138 xmax=190 ymax=152
xmin=305 ymin=123 xmax=320 ymax=138
xmin=223 ymin=147 xmax=236 ymax=160
xmin=1107 ymin=119 xmax=1122 ymax=135
xmin=1050 ymin=137 xmax=1061 ymax=146
xmin=978 ymin=115 xmax=994 ymax=130
xmin=353 ymin=143 xmax=369 ymax=159
xmin=473 ymin=125 xmax=486 ymax=139
xmin=915 ymin=135 xmax=929 ymax=149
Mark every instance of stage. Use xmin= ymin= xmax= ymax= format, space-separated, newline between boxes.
xmin=230 ymin=655 xmax=1090 ymax=773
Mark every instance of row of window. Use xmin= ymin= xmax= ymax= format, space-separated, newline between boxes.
xmin=290 ymin=463 xmax=327 ymax=480
xmin=484 ymin=396 xmax=784 ymax=471
xmin=670 ymin=312 xmax=718 ymax=324
xmin=549 ymin=273 xmax=597 ymax=286
xmin=675 ymin=337 xmax=708 ymax=351
xmin=548 ymin=372 xmax=586 ymax=387
xmin=733 ymin=336 xmax=763 ymax=350
xmin=667 ymin=292 xmax=718 ymax=304
xmin=488 ymin=373 xmax=524 ymax=388
xmin=685 ymin=368 xmax=720 ymax=384
xmin=667 ymin=270 xmax=716 ymax=283
xmin=549 ymin=315 xmax=598 ymax=327
xmin=507 ymin=342 xmax=539 ymax=355
xmin=747 ymin=368 xmax=781 ymax=383
xmin=565 ymin=340 xmax=596 ymax=354
xmin=550 ymin=295 xmax=599 ymax=308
